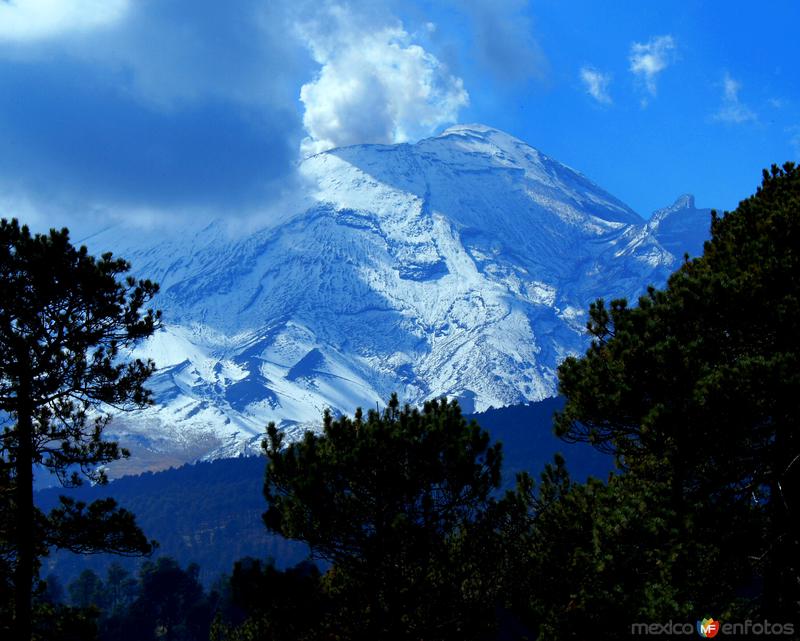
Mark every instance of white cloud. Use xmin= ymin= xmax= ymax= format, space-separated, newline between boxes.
xmin=579 ymin=67 xmax=611 ymax=104
xmin=0 ymin=0 xmax=128 ymax=42
xmin=629 ymin=35 xmax=676 ymax=98
xmin=713 ymin=72 xmax=756 ymax=124
xmin=297 ymin=6 xmax=469 ymax=157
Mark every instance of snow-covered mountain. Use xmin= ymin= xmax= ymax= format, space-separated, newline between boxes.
xmin=80 ymin=124 xmax=711 ymax=473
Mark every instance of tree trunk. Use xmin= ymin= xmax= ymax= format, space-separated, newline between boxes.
xmin=13 ymin=376 xmax=35 ymax=641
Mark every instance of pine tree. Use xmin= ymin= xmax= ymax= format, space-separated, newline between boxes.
xmin=553 ymin=163 xmax=800 ymax=620
xmin=261 ymin=395 xmax=527 ymax=640
xmin=0 ymin=219 xmax=160 ymax=641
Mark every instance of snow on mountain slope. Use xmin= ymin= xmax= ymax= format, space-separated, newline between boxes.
xmin=79 ymin=125 xmax=710 ymax=473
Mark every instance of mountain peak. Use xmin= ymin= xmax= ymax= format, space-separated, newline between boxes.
xmin=435 ymin=123 xmax=534 ymax=154
xmin=649 ymin=194 xmax=699 ymax=225
xmin=438 ymin=123 xmax=508 ymax=138
xmin=648 ymin=194 xmax=711 ymax=259
xmin=671 ymin=194 xmax=696 ymax=210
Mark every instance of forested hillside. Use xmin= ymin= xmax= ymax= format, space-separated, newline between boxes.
xmin=36 ymin=398 xmax=612 ymax=587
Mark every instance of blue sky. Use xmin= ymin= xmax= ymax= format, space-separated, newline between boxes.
xmin=1 ymin=0 xmax=797 ymax=232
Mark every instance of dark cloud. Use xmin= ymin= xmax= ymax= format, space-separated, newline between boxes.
xmin=0 ymin=0 xmax=310 ymax=224
xmin=0 ymin=0 xmax=543 ymax=228
xmin=84 ymin=0 xmax=312 ymax=108
xmin=0 ymin=58 xmax=300 ymax=211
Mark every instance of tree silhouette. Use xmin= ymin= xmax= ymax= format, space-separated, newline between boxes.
xmin=0 ymin=219 xmax=160 ymax=640
xmin=262 ymin=395 xmax=528 ymax=640
xmin=553 ymin=163 xmax=800 ymax=623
